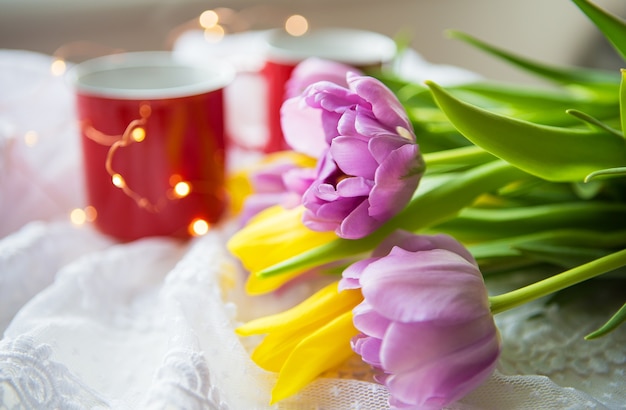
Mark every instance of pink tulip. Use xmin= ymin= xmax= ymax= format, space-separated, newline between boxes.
xmin=340 ymin=230 xmax=501 ymax=409
xmin=281 ymin=73 xmax=425 ymax=239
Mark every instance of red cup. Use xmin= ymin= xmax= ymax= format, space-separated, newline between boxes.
xmin=261 ymin=28 xmax=397 ymax=152
xmin=73 ymin=52 xmax=234 ymax=241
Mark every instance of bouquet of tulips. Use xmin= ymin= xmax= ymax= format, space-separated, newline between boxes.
xmin=227 ymin=0 xmax=626 ymax=408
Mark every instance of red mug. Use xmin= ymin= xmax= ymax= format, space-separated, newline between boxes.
xmin=73 ymin=52 xmax=234 ymax=241
xmin=261 ymin=28 xmax=396 ymax=152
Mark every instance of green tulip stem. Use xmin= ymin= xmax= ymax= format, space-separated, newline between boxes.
xmin=489 ymin=248 xmax=626 ymax=315
xmin=257 ymin=159 xmax=526 ymax=279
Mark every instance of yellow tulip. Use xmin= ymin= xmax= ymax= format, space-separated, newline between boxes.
xmin=225 ymin=167 xmax=254 ymax=215
xmin=271 ymin=311 xmax=357 ymax=403
xmin=236 ymin=281 xmax=362 ymax=403
xmin=227 ymin=204 xmax=336 ymax=294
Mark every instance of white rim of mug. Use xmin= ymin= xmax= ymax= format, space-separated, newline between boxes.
xmin=265 ymin=28 xmax=397 ymax=65
xmin=71 ymin=51 xmax=235 ymax=100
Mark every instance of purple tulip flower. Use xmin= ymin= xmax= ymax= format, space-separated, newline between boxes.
xmin=285 ymin=57 xmax=361 ymax=100
xmin=340 ymin=230 xmax=501 ymax=409
xmin=240 ymin=59 xmax=364 ymax=225
xmin=239 ymin=158 xmax=315 ymax=225
xmin=281 ymin=73 xmax=424 ymax=239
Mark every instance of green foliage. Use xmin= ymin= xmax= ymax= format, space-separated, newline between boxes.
xmin=389 ymin=0 xmax=626 ymax=337
xmin=259 ymin=0 xmax=626 ymax=338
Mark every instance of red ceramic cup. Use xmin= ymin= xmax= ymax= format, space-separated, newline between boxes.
xmin=261 ymin=28 xmax=397 ymax=152
xmin=73 ymin=52 xmax=234 ymax=241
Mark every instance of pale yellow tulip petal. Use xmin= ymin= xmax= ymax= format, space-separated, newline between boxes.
xmin=237 ymin=282 xmax=361 ymax=335
xmin=237 ymin=282 xmax=362 ymax=372
xmin=260 ymin=151 xmax=317 ymax=168
xmin=244 ymin=268 xmax=306 ymax=295
xmin=227 ymin=204 xmax=336 ymax=293
xmin=250 ymin=320 xmax=322 ymax=372
xmin=270 ymin=311 xmax=357 ymax=404
xmin=225 ymin=169 xmax=254 ymax=215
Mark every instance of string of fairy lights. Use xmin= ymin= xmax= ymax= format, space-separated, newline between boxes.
xmin=7 ymin=7 xmax=310 ymax=238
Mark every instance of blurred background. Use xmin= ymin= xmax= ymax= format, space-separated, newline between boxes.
xmin=1 ymin=0 xmax=625 ymax=85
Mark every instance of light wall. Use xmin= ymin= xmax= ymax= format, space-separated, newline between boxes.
xmin=1 ymin=0 xmax=624 ymax=84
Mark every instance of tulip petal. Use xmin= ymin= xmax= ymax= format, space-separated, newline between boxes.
xmin=227 ymin=205 xmax=336 ymax=292
xmin=285 ymin=57 xmax=359 ymax=99
xmin=359 ymin=248 xmax=488 ymax=323
xmin=337 ymin=200 xmax=381 ymax=239
xmin=372 ymin=231 xmax=476 ymax=264
xmin=368 ymin=134 xmax=415 ymax=164
xmin=331 ymin=136 xmax=378 ymax=178
xmin=352 ymin=334 xmax=383 ymax=367
xmin=348 ymin=73 xmax=411 ymax=130
xmin=369 ymin=144 xmax=422 ymax=220
xmin=316 ymin=183 xmax=340 ymax=201
xmin=384 ymin=321 xmax=500 ymax=408
xmin=281 ymin=98 xmax=328 ymax=158
xmin=353 ymin=109 xmax=399 ymax=140
xmin=282 ymin=167 xmax=316 ymax=196
xmin=251 ymin=320 xmax=321 ymax=372
xmin=336 ymin=176 xmax=374 ymax=198
xmin=236 ymin=282 xmax=362 ymax=335
xmin=270 ymin=311 xmax=357 ymax=404
xmin=352 ymin=301 xmax=391 ymax=339
xmin=380 ymin=314 xmax=497 ymax=373
xmin=304 ymin=81 xmax=363 ymax=113
xmin=239 ymin=282 xmax=361 ymax=373
xmin=244 ymin=267 xmax=312 ymax=295
xmin=339 ymin=257 xmax=378 ymax=290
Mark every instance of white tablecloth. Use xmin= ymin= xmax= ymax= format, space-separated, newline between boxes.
xmin=1 ymin=33 xmax=625 ymax=409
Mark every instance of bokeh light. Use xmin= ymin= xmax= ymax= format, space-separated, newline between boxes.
xmin=285 ymin=14 xmax=308 ymax=36
xmin=112 ymin=173 xmax=125 ymax=188
xmin=189 ymin=218 xmax=210 ymax=236
xmin=174 ymin=181 xmax=191 ymax=198
xmin=199 ymin=10 xmax=219 ymax=29
xmin=70 ymin=208 xmax=86 ymax=225
xmin=204 ymin=25 xmax=226 ymax=43
xmin=131 ymin=127 xmax=145 ymax=142
xmin=50 ymin=59 xmax=67 ymax=76
xmin=70 ymin=206 xmax=97 ymax=225
xmin=24 ymin=130 xmax=38 ymax=147
xmin=84 ymin=205 xmax=98 ymax=222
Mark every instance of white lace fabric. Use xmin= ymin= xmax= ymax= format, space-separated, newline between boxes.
xmin=1 ymin=41 xmax=625 ymax=410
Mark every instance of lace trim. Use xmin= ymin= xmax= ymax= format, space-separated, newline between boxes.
xmin=142 ymin=349 xmax=229 ymax=410
xmin=0 ymin=336 xmax=109 ymax=409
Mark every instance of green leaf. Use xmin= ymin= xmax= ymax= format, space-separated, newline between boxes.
xmin=425 ymin=81 xmax=626 ymax=182
xmin=451 ymin=83 xmax=619 ymax=127
xmin=469 ymin=228 xmax=626 ymax=260
xmin=572 ymin=0 xmax=626 ymax=62
xmin=433 ymin=202 xmax=626 ymax=242
xmin=514 ymin=243 xmax=613 ymax=269
xmin=585 ymin=302 xmax=626 ymax=339
xmin=446 ymin=29 xmax=619 ymax=86
xmin=621 ymin=68 xmax=626 ymax=134
xmin=566 ymin=109 xmax=622 ymax=137
xmin=456 ymin=82 xmax=616 ymax=111
xmin=585 ymin=166 xmax=626 ymax=182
